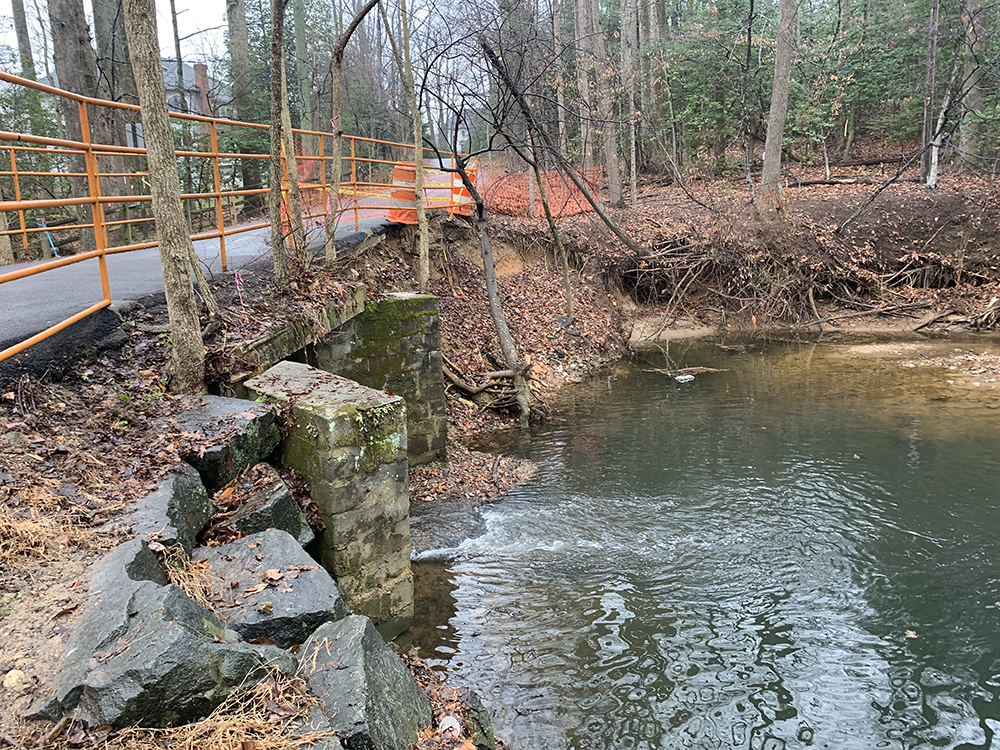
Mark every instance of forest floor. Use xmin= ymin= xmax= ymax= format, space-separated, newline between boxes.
xmin=3 ymin=166 xmax=1000 ymax=747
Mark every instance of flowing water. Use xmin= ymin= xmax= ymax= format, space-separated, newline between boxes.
xmin=409 ymin=337 xmax=1000 ymax=750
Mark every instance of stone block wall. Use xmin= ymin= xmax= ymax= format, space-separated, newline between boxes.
xmin=308 ymin=293 xmax=446 ymax=466
xmin=245 ymin=361 xmax=413 ymax=639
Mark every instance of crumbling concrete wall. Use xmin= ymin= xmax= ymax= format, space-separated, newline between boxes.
xmin=308 ymin=293 xmax=446 ymax=466
xmin=246 ymin=361 xmax=413 ymax=639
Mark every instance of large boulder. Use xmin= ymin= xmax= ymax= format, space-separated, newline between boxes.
xmin=193 ymin=529 xmax=348 ymax=648
xmin=300 ymin=616 xmax=431 ymax=750
xmin=175 ymin=395 xmax=281 ymax=491
xmin=220 ymin=463 xmax=314 ymax=546
xmin=128 ymin=464 xmax=213 ymax=553
xmin=28 ymin=539 xmax=296 ymax=729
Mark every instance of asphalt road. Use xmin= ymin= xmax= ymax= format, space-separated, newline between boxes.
xmin=0 ymin=217 xmax=389 ymax=351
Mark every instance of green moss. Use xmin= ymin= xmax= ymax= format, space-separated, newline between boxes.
xmin=349 ymin=402 xmax=402 ymax=472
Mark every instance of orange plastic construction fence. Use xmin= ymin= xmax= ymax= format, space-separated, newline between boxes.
xmin=478 ymin=168 xmax=603 ymax=217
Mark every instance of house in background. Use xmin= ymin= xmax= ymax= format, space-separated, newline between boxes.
xmin=161 ymin=60 xmax=230 ymax=117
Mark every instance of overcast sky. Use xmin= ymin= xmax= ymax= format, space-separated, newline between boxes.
xmin=0 ymin=0 xmax=228 ymax=73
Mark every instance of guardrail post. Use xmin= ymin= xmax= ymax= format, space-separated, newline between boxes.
xmin=350 ymin=137 xmax=359 ymax=231
xmin=9 ymin=148 xmax=29 ymax=256
xmin=319 ymin=133 xmax=327 ymax=232
xmin=210 ymin=121 xmax=228 ymax=272
xmin=79 ymin=100 xmax=111 ymax=303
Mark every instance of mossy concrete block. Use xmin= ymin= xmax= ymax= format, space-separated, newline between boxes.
xmin=193 ymin=529 xmax=349 ymax=648
xmin=128 ymin=463 xmax=213 ymax=553
xmin=301 ymin=616 xmax=431 ymax=750
xmin=245 ymin=362 xmax=414 ymax=635
xmin=309 ymin=294 xmax=446 ymax=466
xmin=175 ymin=395 xmax=281 ymax=491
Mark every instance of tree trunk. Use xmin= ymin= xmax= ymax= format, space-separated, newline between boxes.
xmin=293 ymin=0 xmax=312 ymax=131
xmin=573 ymin=0 xmax=593 ymax=169
xmin=226 ymin=0 xmax=265 ymax=217
xmin=12 ymin=0 xmax=37 ymax=80
xmin=93 ymin=0 xmax=136 ymax=103
xmin=622 ymin=0 xmax=639 ymax=212
xmin=323 ymin=0 xmax=381 ymax=262
xmin=280 ymin=57 xmax=308 ymax=266
xmin=378 ymin=0 xmax=430 ymax=292
xmin=588 ymin=0 xmax=623 ymax=206
xmin=959 ymin=0 xmax=985 ymax=166
xmin=921 ymin=0 xmax=939 ymax=182
xmin=49 ymin=0 xmax=104 ymax=253
xmin=269 ymin=0 xmax=290 ymax=285
xmin=760 ymin=0 xmax=797 ymax=193
xmin=451 ymin=157 xmax=532 ymax=427
xmin=123 ymin=0 xmax=206 ymax=394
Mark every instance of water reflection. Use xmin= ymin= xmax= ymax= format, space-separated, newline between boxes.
xmin=412 ymin=338 xmax=1000 ymax=749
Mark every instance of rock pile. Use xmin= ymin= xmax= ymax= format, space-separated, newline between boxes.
xmin=24 ymin=394 xmax=457 ymax=750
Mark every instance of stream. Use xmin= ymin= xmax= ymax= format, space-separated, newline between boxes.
xmin=408 ymin=337 xmax=1000 ymax=750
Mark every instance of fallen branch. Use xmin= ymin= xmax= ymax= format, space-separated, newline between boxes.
xmin=913 ymin=308 xmax=962 ymax=331
xmin=802 ymin=301 xmax=931 ymax=327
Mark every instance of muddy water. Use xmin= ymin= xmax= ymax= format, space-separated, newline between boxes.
xmin=410 ymin=337 xmax=1000 ymax=750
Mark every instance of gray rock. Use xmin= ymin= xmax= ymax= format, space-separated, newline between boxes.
xmin=28 ymin=539 xmax=167 ymax=721
xmin=300 ymin=615 xmax=431 ymax=750
xmin=175 ymin=395 xmax=281 ymax=491
xmin=29 ymin=541 xmax=296 ymax=728
xmin=193 ymin=529 xmax=348 ymax=648
xmin=291 ymin=705 xmax=345 ymax=749
xmin=225 ymin=464 xmax=314 ymax=546
xmin=129 ymin=464 xmax=213 ymax=553
xmin=467 ymin=691 xmax=496 ymax=750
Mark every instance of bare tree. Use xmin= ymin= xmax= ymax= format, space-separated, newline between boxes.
xmin=323 ymin=0 xmax=381 ymax=262
xmin=122 ymin=0 xmax=207 ymax=394
xmin=760 ymin=0 xmax=797 ymax=193
xmin=12 ymin=0 xmax=37 ymax=80
xmin=379 ymin=0 xmax=431 ymax=292
xmin=921 ymin=0 xmax=940 ymax=182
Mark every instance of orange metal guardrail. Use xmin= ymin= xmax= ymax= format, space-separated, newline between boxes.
xmin=0 ymin=71 xmax=474 ymax=364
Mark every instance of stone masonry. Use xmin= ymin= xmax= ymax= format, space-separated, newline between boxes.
xmin=308 ymin=293 xmax=447 ymax=466
xmin=245 ymin=361 xmax=413 ymax=639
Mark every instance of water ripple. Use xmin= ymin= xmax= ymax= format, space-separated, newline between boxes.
xmin=413 ymin=344 xmax=1000 ymax=750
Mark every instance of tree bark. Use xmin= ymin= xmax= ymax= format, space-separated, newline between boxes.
xmin=587 ymin=0 xmax=623 ymax=206
xmin=760 ymin=0 xmax=797 ymax=193
xmin=280 ymin=57 xmax=308 ymax=267
xmin=269 ymin=0 xmax=290 ymax=284
xmin=323 ymin=0 xmax=381 ymax=262
xmin=49 ymin=0 xmax=105 ymax=254
xmin=12 ymin=0 xmax=37 ymax=80
xmin=573 ymin=0 xmax=593 ymax=169
xmin=226 ymin=0 xmax=265 ymax=217
xmin=122 ymin=0 xmax=206 ymax=394
xmin=378 ymin=1 xmax=430 ymax=292
xmin=293 ymin=0 xmax=312 ymax=131
xmin=959 ymin=0 xmax=985 ymax=166
xmin=921 ymin=0 xmax=939 ymax=181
